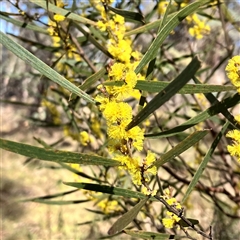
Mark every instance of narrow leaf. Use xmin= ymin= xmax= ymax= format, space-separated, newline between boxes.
xmin=178 ymin=218 xmax=199 ymax=227
xmin=104 ymin=80 xmax=236 ymax=94
xmin=146 ymin=93 xmax=240 ymax=139
xmin=126 ymin=57 xmax=201 ymax=130
xmin=0 ymin=12 xmax=48 ymax=34
xmin=80 ymin=67 xmax=107 ymax=91
xmin=108 ymin=6 xmax=145 ymax=23
xmin=193 ymin=76 xmax=240 ymax=130
xmin=63 ymin=182 xmax=157 ymax=201
xmin=30 ymin=0 xmax=96 ymax=26
xmin=135 ymin=0 xmax=208 ymax=74
xmin=0 ymin=32 xmax=95 ymax=104
xmin=25 ymin=199 xmax=89 ymax=205
xmin=108 ymin=198 xmax=149 ymax=235
xmin=58 ymin=162 xmax=104 ymax=183
xmin=154 ymin=130 xmax=209 ymax=168
xmin=0 ymin=138 xmax=120 ymax=166
xmin=182 ymin=121 xmax=230 ymax=203
xmin=136 ymin=81 xmax=236 ymax=94
xmin=125 ymin=15 xmax=173 ymax=37
xmin=0 ymin=99 xmax=39 ymax=107
xmin=8 ymin=33 xmax=58 ymax=52
xmin=72 ymin=22 xmax=111 ymax=58
xmin=20 ymin=189 xmax=78 ymax=201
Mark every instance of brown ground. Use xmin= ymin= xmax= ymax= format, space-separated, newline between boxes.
xmin=1 ymin=104 xmax=102 ymax=240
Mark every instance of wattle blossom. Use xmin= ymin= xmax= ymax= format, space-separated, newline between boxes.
xmin=94 ymin=1 xmax=156 ymax=196
xmin=225 ymin=55 xmax=240 ymax=93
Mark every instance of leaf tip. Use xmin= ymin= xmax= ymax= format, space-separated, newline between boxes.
xmin=107 ymin=227 xmax=116 ymax=235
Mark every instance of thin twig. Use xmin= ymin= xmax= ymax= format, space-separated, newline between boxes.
xmin=154 ymin=194 xmax=212 ymax=239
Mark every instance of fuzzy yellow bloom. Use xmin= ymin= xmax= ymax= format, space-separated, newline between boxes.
xmin=113 ymin=15 xmax=125 ymax=24
xmin=132 ymin=171 xmax=142 ymax=185
xmin=108 ymin=39 xmax=132 ymax=63
xmin=53 ymin=14 xmax=65 ymax=22
xmin=162 ymin=211 xmax=181 ymax=228
xmin=166 ymin=198 xmax=181 ymax=209
xmin=225 ymin=55 xmax=240 ymax=93
xmin=115 ymin=155 xmax=139 ymax=169
xmin=91 ymin=117 xmax=102 ymax=138
xmin=157 ymin=1 xmax=168 ymax=15
xmin=235 ymin=115 xmax=240 ymax=123
xmin=188 ymin=22 xmax=210 ymax=39
xmin=146 ymin=151 xmax=156 ymax=165
xmin=95 ymin=95 xmax=110 ymax=111
xmin=56 ymin=0 xmax=66 ymax=8
xmin=162 ymin=218 xmax=175 ymax=228
xmin=144 ymin=151 xmax=157 ymax=176
xmin=187 ymin=14 xmax=210 ymax=39
xmin=97 ymin=198 xmax=121 ymax=214
xmin=131 ymin=51 xmax=141 ymax=61
xmin=142 ymin=186 xmax=157 ymax=196
xmin=79 ymin=131 xmax=91 ymax=146
xmin=227 ymin=130 xmax=240 ymax=142
xmin=125 ymin=70 xmax=137 ymax=88
xmin=52 ymin=36 xmax=61 ymax=47
xmin=109 ymin=62 xmax=125 ymax=80
xmin=110 ymin=85 xmax=136 ymax=101
xmin=47 ymin=26 xmax=55 ymax=36
xmin=115 ymin=155 xmax=142 ymax=185
xmin=97 ymin=20 xmax=107 ymax=31
xmin=96 ymin=4 xmax=107 ymax=20
xmin=103 ymin=101 xmax=132 ymax=124
xmin=94 ymin=3 xmax=151 ymax=190
xmin=226 ymin=129 xmax=240 ymax=162
xmin=127 ymin=126 xmax=145 ymax=151
xmin=41 ymin=99 xmax=61 ymax=125
xmin=107 ymin=123 xmax=127 ymax=140
xmin=146 ymin=166 xmax=157 ymax=175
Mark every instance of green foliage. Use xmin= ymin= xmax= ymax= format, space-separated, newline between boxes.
xmin=1 ymin=0 xmax=240 ymax=239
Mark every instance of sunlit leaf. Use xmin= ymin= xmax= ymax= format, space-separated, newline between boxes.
xmin=104 ymin=80 xmax=236 ymax=94
xmin=146 ymin=93 xmax=240 ymax=138
xmin=0 ymin=32 xmax=95 ymax=104
xmin=25 ymin=199 xmax=90 ymax=205
xmin=20 ymin=189 xmax=78 ymax=201
xmin=108 ymin=198 xmax=149 ymax=235
xmin=63 ymin=182 xmax=157 ymax=201
xmin=134 ymin=0 xmax=208 ymax=74
xmin=30 ymin=0 xmax=96 ymax=26
xmin=80 ymin=67 xmax=107 ymax=91
xmin=0 ymin=12 xmax=48 ymax=34
xmin=126 ymin=57 xmax=201 ymax=130
xmin=182 ymin=121 xmax=230 ymax=203
xmin=108 ymin=6 xmax=145 ymax=23
xmin=0 ymin=138 xmax=120 ymax=166
xmin=154 ymin=130 xmax=209 ymax=168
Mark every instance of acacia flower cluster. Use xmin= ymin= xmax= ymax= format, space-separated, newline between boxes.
xmin=41 ymin=99 xmax=61 ymax=125
xmin=225 ymin=55 xmax=240 ymax=93
xmin=225 ymin=56 xmax=240 ymax=162
xmin=186 ymin=13 xmax=210 ymax=39
xmin=47 ymin=0 xmax=81 ymax=75
xmin=157 ymin=1 xmax=210 ymax=40
xmin=47 ymin=0 xmax=92 ymax=144
xmin=94 ymin=1 xmax=157 ymax=195
xmin=162 ymin=189 xmax=182 ymax=228
xmin=97 ymin=198 xmax=122 ymax=214
xmin=226 ymin=115 xmax=240 ymax=163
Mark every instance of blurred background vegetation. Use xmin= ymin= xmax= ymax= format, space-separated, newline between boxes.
xmin=1 ymin=0 xmax=240 ymax=239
